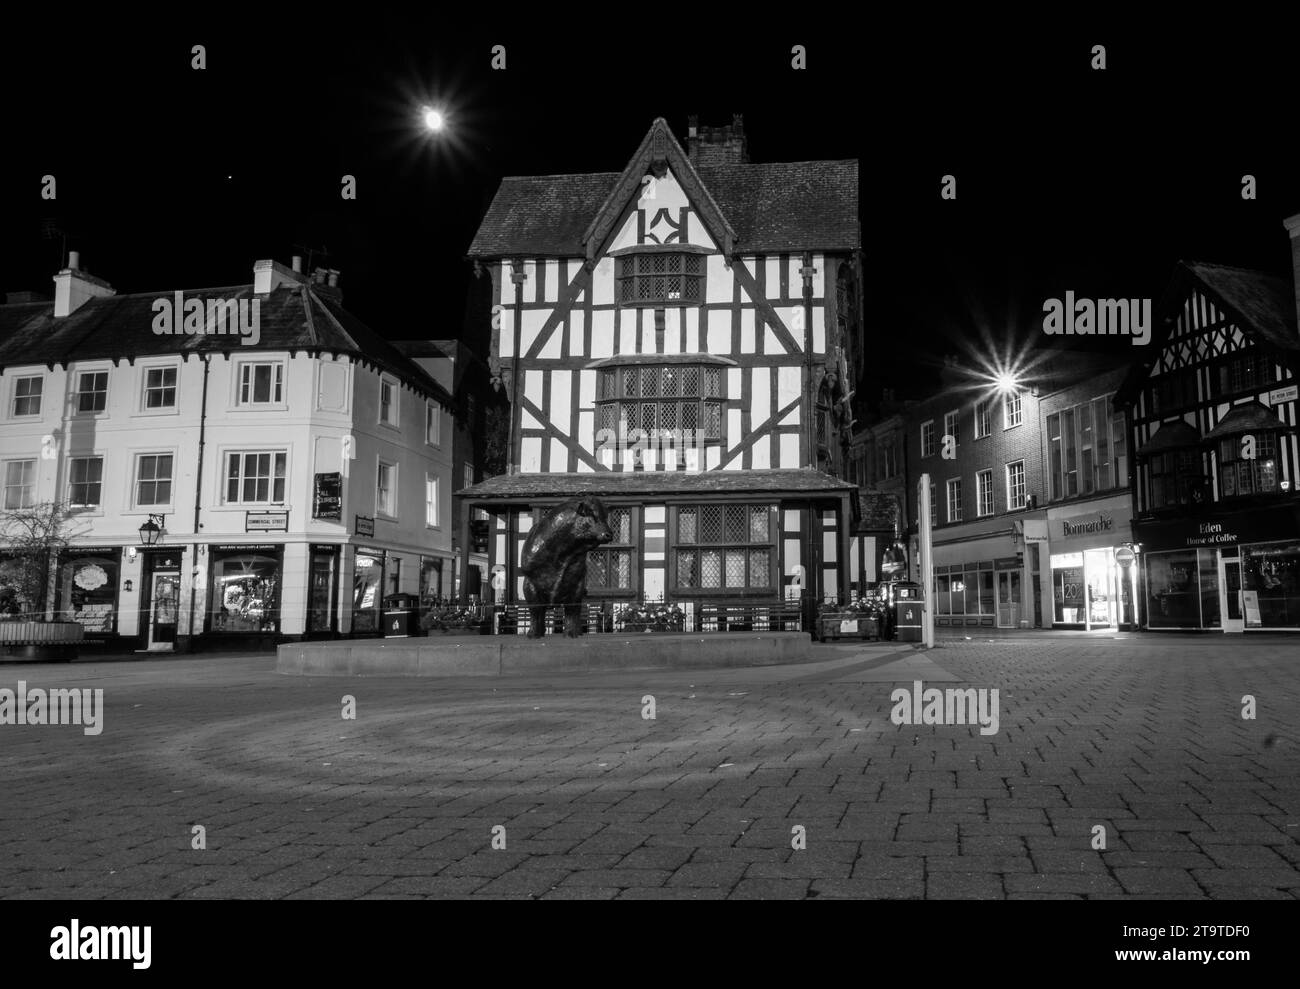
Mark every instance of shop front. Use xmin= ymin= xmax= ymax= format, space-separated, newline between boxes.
xmin=1046 ymin=496 xmax=1136 ymax=630
xmin=928 ymin=530 xmax=1025 ymax=629
xmin=55 ymin=547 xmax=122 ymax=637
xmin=207 ymin=544 xmax=283 ymax=635
xmin=1136 ymin=504 xmax=1300 ymax=632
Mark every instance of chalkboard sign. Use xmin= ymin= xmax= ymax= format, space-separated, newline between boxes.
xmin=1242 ymin=590 xmax=1263 ymax=628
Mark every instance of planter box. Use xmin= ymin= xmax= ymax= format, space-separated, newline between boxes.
xmin=815 ymin=614 xmax=881 ymax=642
xmin=0 ymin=621 xmax=86 ymax=646
xmin=0 ymin=621 xmax=84 ymax=662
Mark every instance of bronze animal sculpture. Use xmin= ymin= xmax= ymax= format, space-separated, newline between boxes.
xmin=519 ymin=498 xmax=614 ymax=637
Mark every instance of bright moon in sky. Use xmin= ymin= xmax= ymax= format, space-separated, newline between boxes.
xmin=422 ymin=106 xmax=445 ymax=132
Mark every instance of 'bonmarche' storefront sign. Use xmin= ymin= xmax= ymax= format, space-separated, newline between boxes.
xmin=1063 ymin=515 xmax=1113 ymax=537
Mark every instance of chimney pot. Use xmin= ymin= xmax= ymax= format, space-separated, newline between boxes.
xmin=68 ymin=250 xmax=80 ymax=270
xmin=327 ymin=270 xmax=339 ymax=288
xmin=292 ymin=255 xmax=303 ymax=273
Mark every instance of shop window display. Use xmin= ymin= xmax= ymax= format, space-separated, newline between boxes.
xmin=210 ymin=552 xmax=280 ymax=633
xmin=352 ymin=549 xmax=385 ymax=633
xmin=58 ymin=554 xmax=118 ymax=634
xmin=1146 ymin=550 xmax=1200 ymax=628
xmin=1241 ymin=541 xmax=1300 ymax=628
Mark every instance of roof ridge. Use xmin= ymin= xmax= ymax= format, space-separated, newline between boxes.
xmin=308 ymin=288 xmax=357 ymax=349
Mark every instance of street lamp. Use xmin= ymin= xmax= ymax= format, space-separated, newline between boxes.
xmin=138 ymin=514 xmax=166 ymax=546
xmin=993 ymin=370 xmax=1020 ymax=393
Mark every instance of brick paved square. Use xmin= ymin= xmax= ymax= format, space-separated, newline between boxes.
xmin=1 ymin=635 xmax=1296 ymax=900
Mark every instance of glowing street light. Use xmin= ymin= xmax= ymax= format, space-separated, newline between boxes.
xmin=421 ymin=106 xmax=446 ymax=133
xmin=993 ymin=370 xmax=1020 ymax=393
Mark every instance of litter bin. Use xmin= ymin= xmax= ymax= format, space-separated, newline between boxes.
xmin=892 ymin=581 xmax=924 ymax=642
xmin=382 ymin=593 xmax=420 ymax=638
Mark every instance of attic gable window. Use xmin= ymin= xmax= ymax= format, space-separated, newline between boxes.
xmin=616 ymin=253 xmax=704 ymax=305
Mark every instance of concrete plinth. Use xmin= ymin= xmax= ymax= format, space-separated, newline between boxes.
xmin=276 ymin=632 xmax=810 ymax=677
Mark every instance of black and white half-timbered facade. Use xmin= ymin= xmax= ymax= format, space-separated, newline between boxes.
xmin=458 ymin=117 xmax=862 ymax=617
xmin=1117 ymin=249 xmax=1300 ymax=632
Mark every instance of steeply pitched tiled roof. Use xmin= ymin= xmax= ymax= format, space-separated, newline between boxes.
xmin=1116 ymin=261 xmax=1299 ymax=408
xmin=458 ymin=469 xmax=857 ymax=501
xmin=469 ymin=172 xmax=620 ymax=259
xmin=694 ymin=162 xmax=860 ymax=255
xmin=467 ymin=121 xmax=859 ymax=259
xmin=1186 ymin=263 xmax=1298 ymax=354
xmin=0 ymin=284 xmax=454 ymax=407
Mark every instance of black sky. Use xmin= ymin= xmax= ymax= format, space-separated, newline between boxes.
xmin=3 ymin=12 xmax=1297 ymax=401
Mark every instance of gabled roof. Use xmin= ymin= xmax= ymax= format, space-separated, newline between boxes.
xmin=0 ymin=284 xmax=455 ymax=408
xmin=1204 ymin=402 xmax=1291 ymax=440
xmin=457 ymin=468 xmax=857 ymax=502
xmin=582 ymin=118 xmax=736 ymax=260
xmin=467 ymin=119 xmax=859 ymax=259
xmin=1116 ymin=261 xmax=1299 ymax=407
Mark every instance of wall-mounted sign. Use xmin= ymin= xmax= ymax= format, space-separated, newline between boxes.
xmin=1138 ymin=506 xmax=1297 ymax=552
xmin=355 ymin=515 xmax=375 ymax=538
xmin=1269 ymin=384 xmax=1298 ymax=405
xmin=313 ymin=472 xmax=342 ymax=520
xmin=246 ymin=510 xmax=289 ymax=532
xmin=147 ymin=551 xmax=184 ymax=571
xmin=1062 ymin=514 xmax=1114 ymax=537
xmin=1114 ymin=545 xmax=1136 ymax=567
xmin=212 ymin=544 xmax=281 ymax=553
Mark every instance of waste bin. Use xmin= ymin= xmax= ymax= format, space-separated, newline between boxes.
xmin=382 ymin=593 xmax=420 ymax=638
xmin=892 ymin=581 xmax=924 ymax=642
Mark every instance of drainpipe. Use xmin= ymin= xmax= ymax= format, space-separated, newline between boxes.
xmin=182 ymin=354 xmax=210 ymax=651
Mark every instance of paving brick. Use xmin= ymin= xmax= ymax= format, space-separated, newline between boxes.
xmin=2 ymin=637 xmax=1296 ymax=902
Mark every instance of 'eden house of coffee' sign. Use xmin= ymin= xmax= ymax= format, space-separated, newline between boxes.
xmin=1063 ymin=515 xmax=1113 ymax=537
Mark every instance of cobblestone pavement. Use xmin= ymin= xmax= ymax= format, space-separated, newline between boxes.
xmin=1 ymin=635 xmax=1297 ymax=900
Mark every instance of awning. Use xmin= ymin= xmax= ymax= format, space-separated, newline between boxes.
xmin=1136 ymin=420 xmax=1200 ymax=456
xmin=1204 ymin=402 xmax=1288 ymax=441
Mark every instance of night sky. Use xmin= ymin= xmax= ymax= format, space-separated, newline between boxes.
xmin=3 ymin=13 xmax=1297 ymax=403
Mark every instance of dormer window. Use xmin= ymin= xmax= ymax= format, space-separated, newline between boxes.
xmin=615 ymin=253 xmax=705 ymax=305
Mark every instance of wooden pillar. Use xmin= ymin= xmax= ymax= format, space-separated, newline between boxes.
xmin=459 ymin=499 xmax=474 ymax=604
xmin=838 ymin=493 xmax=852 ymax=603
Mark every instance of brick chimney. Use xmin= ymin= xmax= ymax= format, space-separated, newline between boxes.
xmin=253 ymin=258 xmax=310 ymax=295
xmin=52 ymin=251 xmax=115 ymax=318
xmin=1284 ymin=213 xmax=1300 ymax=334
xmin=687 ymin=114 xmax=749 ymax=168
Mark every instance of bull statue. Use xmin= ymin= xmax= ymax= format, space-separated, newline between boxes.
xmin=519 ymin=498 xmax=614 ymax=638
